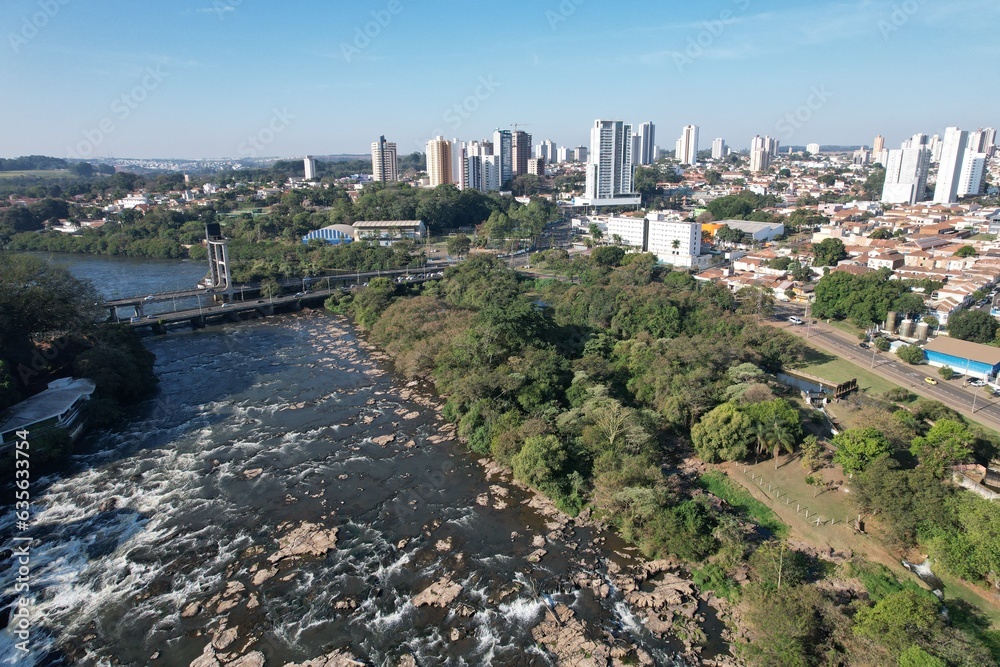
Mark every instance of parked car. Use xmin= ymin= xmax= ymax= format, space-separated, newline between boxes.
xmin=129 ymin=316 xmax=141 ymax=323
xmin=788 ymin=316 xmax=804 ymax=325
xmin=859 ymin=342 xmax=870 ymax=349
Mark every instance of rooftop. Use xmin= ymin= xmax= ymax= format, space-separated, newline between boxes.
xmin=352 ymin=220 xmax=424 ymax=229
xmin=0 ymin=378 xmax=97 ymax=437
xmin=924 ymin=337 xmax=1000 ymax=366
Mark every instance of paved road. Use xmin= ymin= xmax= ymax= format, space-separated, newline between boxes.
xmin=770 ymin=306 xmax=1000 ymax=432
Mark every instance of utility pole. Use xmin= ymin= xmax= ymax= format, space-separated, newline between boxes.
xmin=777 ymin=541 xmax=785 ymax=591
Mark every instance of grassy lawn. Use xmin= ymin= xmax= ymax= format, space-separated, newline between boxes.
xmin=0 ymin=169 xmax=72 ymax=179
xmin=796 ymin=344 xmax=907 ymax=399
xmin=826 ymin=318 xmax=865 ymax=338
xmin=698 ymin=470 xmax=788 ymax=537
xmin=970 ymin=233 xmax=997 ymax=241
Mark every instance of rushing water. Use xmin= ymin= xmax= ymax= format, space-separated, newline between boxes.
xmin=0 ymin=254 xmax=709 ymax=666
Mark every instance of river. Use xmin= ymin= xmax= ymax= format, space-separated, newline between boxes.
xmin=0 ymin=254 xmax=717 ymax=666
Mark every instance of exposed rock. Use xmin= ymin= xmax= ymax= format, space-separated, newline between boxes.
xmin=531 ymin=603 xmax=611 ymax=667
xmin=281 ymin=648 xmax=366 ymax=667
xmin=243 ymin=468 xmax=263 ymax=480
xmin=372 ymin=434 xmax=395 ymax=447
xmin=449 ymin=627 xmax=463 ymax=642
xmin=435 ymin=537 xmax=452 ymax=552
xmin=181 ymin=602 xmax=202 ymax=618
xmin=412 ymin=577 xmax=463 ymax=608
xmin=212 ymin=627 xmax=237 ymax=651
xmin=532 ymin=535 xmax=546 ymax=548
xmin=253 ymin=568 xmax=277 ymax=586
xmin=229 ymin=652 xmax=266 ymax=667
xmin=527 ymin=549 xmax=547 ymax=563
xmin=268 ymin=522 xmax=339 ymax=564
xmin=397 ymin=656 xmax=416 ymax=667
xmin=189 ymin=644 xmax=221 ymax=667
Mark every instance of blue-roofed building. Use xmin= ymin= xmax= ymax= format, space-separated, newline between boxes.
xmin=922 ymin=337 xmax=1000 ymax=381
xmin=302 ymin=224 xmax=356 ymax=245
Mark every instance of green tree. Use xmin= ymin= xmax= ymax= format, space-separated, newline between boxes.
xmin=350 ymin=276 xmax=396 ymax=329
xmin=691 ymin=403 xmax=753 ymax=462
xmin=938 ymin=365 xmax=954 ymax=380
xmin=897 ymin=646 xmax=945 ymax=667
xmin=512 ymin=434 xmax=566 ymax=490
xmin=446 ymin=233 xmax=471 ymax=258
xmin=813 ymin=238 xmax=847 ymax=266
xmin=853 ymin=589 xmax=942 ymax=657
xmin=832 ymin=427 xmax=891 ymax=474
xmin=909 ymin=419 xmax=973 ymax=476
xmin=800 ymin=435 xmax=823 ymax=472
xmin=954 ymin=245 xmax=977 ymax=258
xmin=896 ymin=344 xmax=925 ymax=365
xmin=948 ymin=309 xmax=998 ymax=343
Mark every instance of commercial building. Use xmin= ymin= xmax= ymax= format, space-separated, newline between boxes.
xmin=425 ymin=136 xmax=452 ymax=187
xmin=604 ymin=213 xmax=706 ymax=267
xmin=579 ymin=120 xmax=640 ymax=207
xmin=0 ymin=378 xmax=96 ymax=444
xmin=933 ymin=127 xmax=969 ymax=204
xmin=923 ymin=337 xmax=1000 ymax=381
xmin=606 ymin=216 xmax=647 ymax=249
xmin=302 ymin=224 xmax=356 ymax=245
xmin=882 ymin=147 xmax=931 ymax=205
xmin=303 ymin=156 xmax=317 ymax=180
xmin=352 ymin=220 xmax=427 ymax=245
xmin=715 ymin=219 xmax=785 ymax=242
xmin=371 ymin=136 xmax=398 ymax=182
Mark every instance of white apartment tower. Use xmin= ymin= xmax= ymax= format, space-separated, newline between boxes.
xmin=711 ymin=138 xmax=726 ymax=160
xmin=958 ymin=152 xmax=988 ymax=197
xmin=676 ymin=125 xmax=699 ymax=165
xmin=371 ymin=136 xmax=398 ymax=182
xmin=583 ymin=119 xmax=638 ymax=204
xmin=882 ymin=147 xmax=931 ymax=205
xmin=303 ymin=156 xmax=317 ymax=180
xmin=933 ymin=127 xmax=969 ymax=204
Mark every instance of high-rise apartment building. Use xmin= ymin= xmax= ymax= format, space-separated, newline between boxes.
xmin=581 ymin=119 xmax=639 ymax=206
xmin=750 ymin=135 xmax=770 ymax=173
xmin=574 ymin=146 xmax=588 ymax=163
xmin=492 ymin=129 xmax=513 ymax=185
xmin=711 ymin=138 xmax=726 ymax=160
xmin=303 ymin=156 xmax=317 ymax=180
xmin=958 ymin=151 xmax=988 ymax=197
xmin=933 ymin=127 xmax=969 ymax=204
xmin=425 ymin=136 xmax=452 ymax=187
xmin=806 ymin=143 xmax=821 ymax=155
xmin=873 ymin=134 xmax=885 ymax=155
xmin=535 ymin=139 xmax=556 ymax=163
xmin=511 ymin=130 xmax=532 ymax=177
xmin=556 ymin=146 xmax=570 ymax=163
xmin=882 ymin=147 xmax=931 ymax=205
xmin=527 ymin=157 xmax=545 ymax=176
xmin=637 ymin=122 xmax=656 ymax=165
xmin=371 ymin=136 xmax=398 ymax=182
xmin=676 ymin=125 xmax=698 ymax=165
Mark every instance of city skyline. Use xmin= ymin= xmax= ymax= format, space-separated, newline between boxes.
xmin=2 ymin=0 xmax=999 ymax=160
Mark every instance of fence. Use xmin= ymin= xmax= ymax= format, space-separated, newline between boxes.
xmin=738 ymin=465 xmax=852 ymax=528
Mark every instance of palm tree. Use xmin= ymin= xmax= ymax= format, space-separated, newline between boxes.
xmin=753 ymin=422 xmax=770 ymax=464
xmin=770 ymin=422 xmax=796 ymax=469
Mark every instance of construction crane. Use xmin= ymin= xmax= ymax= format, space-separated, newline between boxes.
xmin=511 ymin=123 xmax=533 ymax=133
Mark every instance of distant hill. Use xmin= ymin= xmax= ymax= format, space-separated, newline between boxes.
xmin=0 ymin=156 xmax=70 ymax=171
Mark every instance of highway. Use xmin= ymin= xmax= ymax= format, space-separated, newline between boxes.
xmin=771 ymin=305 xmax=1000 ymax=432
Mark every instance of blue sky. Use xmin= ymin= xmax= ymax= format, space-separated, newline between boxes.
xmin=1 ymin=0 xmax=997 ymax=159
